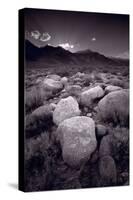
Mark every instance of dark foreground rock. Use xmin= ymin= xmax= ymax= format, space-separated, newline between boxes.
xmin=99 ymin=127 xmax=129 ymax=159
xmin=96 ymin=124 xmax=107 ymax=138
xmin=99 ymin=155 xmax=117 ymax=186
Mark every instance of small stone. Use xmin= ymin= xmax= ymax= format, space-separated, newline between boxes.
xmin=83 ymin=107 xmax=89 ymax=113
xmin=87 ymin=113 xmax=92 ymax=117
xmin=61 ymin=77 xmax=68 ymax=86
xmin=96 ymin=124 xmax=107 ymax=137
xmin=49 ymin=103 xmax=57 ymax=110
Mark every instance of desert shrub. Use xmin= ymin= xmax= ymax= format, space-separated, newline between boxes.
xmin=93 ymin=72 xmax=103 ymax=82
xmin=83 ymin=74 xmax=94 ymax=86
xmin=57 ymin=70 xmax=70 ymax=77
xmin=113 ymin=133 xmax=129 ymax=171
xmin=25 ymin=132 xmax=51 ymax=160
xmin=24 ymin=133 xmax=50 ymax=191
xmin=112 ymin=70 xmax=119 ymax=75
xmin=121 ymin=68 xmax=129 ymax=77
xmin=24 ymin=132 xmax=64 ymax=191
xmin=25 ymin=79 xmax=35 ymax=89
xmin=108 ymin=127 xmax=129 ymax=182
xmin=25 ymin=108 xmax=54 ymax=138
xmin=102 ymin=68 xmax=109 ymax=73
xmin=24 ymin=150 xmax=52 ymax=191
xmin=123 ymin=81 xmax=129 ymax=89
xmin=25 ymin=86 xmax=52 ymax=113
xmin=109 ymin=78 xmax=124 ymax=88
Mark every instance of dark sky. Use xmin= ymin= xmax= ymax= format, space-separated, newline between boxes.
xmin=24 ymin=8 xmax=129 ymax=58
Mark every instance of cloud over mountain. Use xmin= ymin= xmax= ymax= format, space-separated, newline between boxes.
xmin=40 ymin=32 xmax=51 ymax=41
xmin=59 ymin=43 xmax=74 ymax=50
xmin=25 ymin=30 xmax=51 ymax=43
xmin=31 ymin=30 xmax=41 ymax=40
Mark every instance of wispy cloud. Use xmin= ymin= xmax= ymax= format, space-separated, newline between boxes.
xmin=40 ymin=32 xmax=51 ymax=42
xmin=59 ymin=43 xmax=74 ymax=49
xmin=116 ymin=51 xmax=129 ymax=59
xmin=26 ymin=30 xmax=51 ymax=42
xmin=31 ymin=30 xmax=41 ymax=40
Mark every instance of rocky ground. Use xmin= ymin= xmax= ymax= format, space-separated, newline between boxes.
xmin=24 ymin=68 xmax=129 ymax=192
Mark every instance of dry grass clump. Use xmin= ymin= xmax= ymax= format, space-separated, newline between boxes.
xmin=25 ymin=86 xmax=52 ymax=113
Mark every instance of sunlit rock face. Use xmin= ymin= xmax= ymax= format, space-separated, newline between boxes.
xmin=80 ymin=86 xmax=105 ymax=108
xmin=56 ymin=116 xmax=97 ymax=167
xmin=53 ymin=96 xmax=81 ymax=125
xmin=43 ymin=78 xmax=63 ymax=93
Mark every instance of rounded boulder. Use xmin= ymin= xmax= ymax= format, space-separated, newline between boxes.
xmin=105 ymin=85 xmax=122 ymax=94
xmin=43 ymin=78 xmax=63 ymax=93
xmin=97 ymin=89 xmax=129 ymax=126
xmin=56 ymin=116 xmax=97 ymax=167
xmin=80 ymin=86 xmax=104 ymax=107
xmin=53 ymin=96 xmax=81 ymax=125
xmin=46 ymin=74 xmax=61 ymax=81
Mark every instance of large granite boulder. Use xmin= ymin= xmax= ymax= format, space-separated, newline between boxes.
xmin=43 ymin=78 xmax=63 ymax=93
xmin=80 ymin=86 xmax=104 ymax=107
xmin=97 ymin=89 xmax=129 ymax=126
xmin=105 ymin=85 xmax=122 ymax=94
xmin=46 ymin=74 xmax=61 ymax=81
xmin=109 ymin=78 xmax=124 ymax=87
xmin=56 ymin=116 xmax=97 ymax=167
xmin=53 ymin=96 xmax=80 ymax=125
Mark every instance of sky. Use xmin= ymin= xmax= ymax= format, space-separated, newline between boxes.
xmin=24 ymin=8 xmax=129 ymax=58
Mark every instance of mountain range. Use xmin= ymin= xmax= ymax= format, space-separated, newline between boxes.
xmin=25 ymin=40 xmax=129 ymax=68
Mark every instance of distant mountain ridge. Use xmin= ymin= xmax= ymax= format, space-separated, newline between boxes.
xmin=25 ymin=40 xmax=129 ymax=67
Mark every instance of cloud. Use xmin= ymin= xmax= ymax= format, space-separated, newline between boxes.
xmin=40 ymin=32 xmax=51 ymax=42
xmin=116 ymin=51 xmax=129 ymax=59
xmin=30 ymin=30 xmax=51 ymax=42
xmin=91 ymin=37 xmax=96 ymax=41
xmin=59 ymin=43 xmax=74 ymax=49
xmin=31 ymin=30 xmax=41 ymax=40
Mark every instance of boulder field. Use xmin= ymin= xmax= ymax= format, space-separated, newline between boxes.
xmin=25 ymin=72 xmax=129 ymax=188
